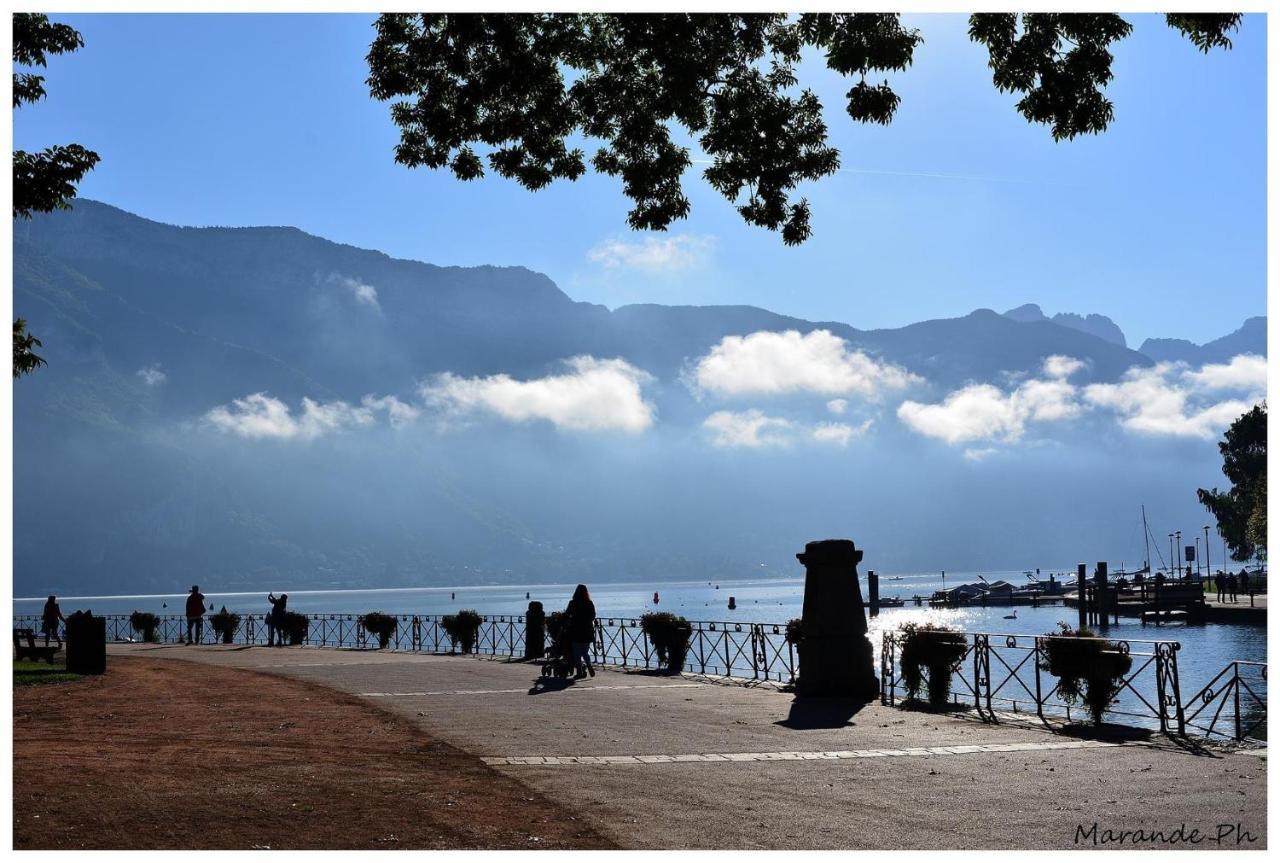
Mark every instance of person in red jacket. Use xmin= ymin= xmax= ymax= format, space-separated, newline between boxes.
xmin=185 ymin=585 xmax=206 ymax=644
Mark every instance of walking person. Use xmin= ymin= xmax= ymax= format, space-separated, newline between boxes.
xmin=185 ymin=585 xmax=206 ymax=644
xmin=564 ymin=584 xmax=597 ymax=679
xmin=1214 ymin=571 xmax=1225 ymax=601
xmin=1227 ymin=573 xmax=1238 ymax=604
xmin=41 ymin=595 xmax=65 ymax=649
xmin=1240 ymin=569 xmax=1251 ymax=599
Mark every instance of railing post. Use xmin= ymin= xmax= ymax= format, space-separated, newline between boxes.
xmin=973 ymin=633 xmax=990 ymax=720
xmin=1170 ymin=644 xmax=1186 ymax=736
xmin=1233 ymin=661 xmax=1242 ymax=741
xmin=1033 ymin=637 xmax=1045 ymax=725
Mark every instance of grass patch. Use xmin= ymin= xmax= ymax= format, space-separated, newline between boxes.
xmin=14 ymin=659 xmax=83 ymax=687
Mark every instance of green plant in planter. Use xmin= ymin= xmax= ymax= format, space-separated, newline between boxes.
xmin=129 ymin=611 xmax=159 ymax=643
xmin=784 ymin=617 xmax=806 ymax=683
xmin=209 ymin=607 xmax=242 ymax=644
xmin=1038 ymin=623 xmax=1133 ymax=726
xmin=361 ymin=611 xmax=398 ymax=649
xmin=281 ymin=612 xmax=310 ymax=646
xmin=441 ymin=609 xmax=483 ymax=654
xmin=784 ymin=618 xmax=803 ymax=646
xmin=898 ymin=623 xmax=969 ymax=708
xmin=639 ymin=612 xmax=692 ymax=674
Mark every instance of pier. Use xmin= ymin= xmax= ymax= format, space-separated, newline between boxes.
xmin=1063 ymin=582 xmax=1267 ymax=627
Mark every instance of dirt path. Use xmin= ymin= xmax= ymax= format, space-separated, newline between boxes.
xmin=12 ymin=655 xmax=617 ymax=850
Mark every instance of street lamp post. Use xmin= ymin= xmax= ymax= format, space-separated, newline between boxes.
xmin=1204 ymin=525 xmax=1212 ymax=580
xmin=1168 ymin=533 xmax=1174 ymax=580
xmin=1176 ymin=530 xmax=1182 ymax=579
xmin=1195 ymin=536 xmax=1201 ymax=579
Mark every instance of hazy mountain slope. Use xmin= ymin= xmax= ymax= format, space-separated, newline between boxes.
xmin=1139 ymin=316 xmax=1267 ymax=365
xmin=10 ymin=201 xmax=1261 ymax=596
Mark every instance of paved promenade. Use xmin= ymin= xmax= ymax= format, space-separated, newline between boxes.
xmin=107 ymin=643 xmax=1266 ymax=850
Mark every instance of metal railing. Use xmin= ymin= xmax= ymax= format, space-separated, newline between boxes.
xmin=881 ymin=630 xmax=1190 ymax=736
xmin=1181 ymin=660 xmax=1268 ymax=742
xmin=17 ymin=614 xmax=1263 ymax=740
xmin=14 ymin=613 xmax=798 ymax=681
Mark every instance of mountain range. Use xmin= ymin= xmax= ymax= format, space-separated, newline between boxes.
xmin=12 ymin=201 xmax=1267 ymax=596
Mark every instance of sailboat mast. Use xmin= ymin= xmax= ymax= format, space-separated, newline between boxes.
xmin=1142 ymin=505 xmax=1152 ymax=572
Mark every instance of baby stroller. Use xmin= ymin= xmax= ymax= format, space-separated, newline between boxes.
xmin=540 ymin=612 xmax=575 ymax=679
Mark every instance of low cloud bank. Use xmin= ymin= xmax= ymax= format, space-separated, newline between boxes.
xmin=205 ymin=393 xmax=417 ymax=440
xmin=693 ymin=329 xmax=920 ymax=399
xmin=900 ymin=354 xmax=1265 ymax=447
xmin=703 ymin=410 xmax=872 ymax=448
xmin=422 ymin=357 xmax=655 ymax=433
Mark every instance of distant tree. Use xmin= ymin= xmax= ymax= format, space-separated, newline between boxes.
xmin=1198 ymin=403 xmax=1266 ymax=562
xmin=367 ymin=13 xmax=1241 ymax=245
xmin=1246 ymin=470 xmax=1266 ymax=561
xmin=13 ymin=13 xmax=101 ymax=378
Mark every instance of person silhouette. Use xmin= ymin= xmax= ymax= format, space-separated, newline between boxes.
xmin=185 ymin=585 xmax=206 ymax=644
xmin=563 ymin=584 xmax=597 ymax=679
xmin=41 ymin=595 xmax=65 ymax=648
xmin=267 ymin=593 xmax=289 ymax=646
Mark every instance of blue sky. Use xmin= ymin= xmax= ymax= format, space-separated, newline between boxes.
xmin=13 ymin=12 xmax=1266 ymax=347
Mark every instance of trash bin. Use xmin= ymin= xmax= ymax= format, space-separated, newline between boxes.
xmin=65 ymin=610 xmax=106 ymax=675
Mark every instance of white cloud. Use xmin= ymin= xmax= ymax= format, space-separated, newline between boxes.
xmin=693 ymin=329 xmax=920 ymax=399
xmin=703 ymin=410 xmax=793 ymax=448
xmin=587 ymin=234 xmax=715 ymax=272
xmin=898 ymin=384 xmax=1026 ymax=445
xmin=205 ymin=392 xmax=418 ymax=440
xmin=137 ymin=365 xmax=167 ymax=387
xmin=963 ymin=447 xmax=997 ymax=462
xmin=812 ymin=419 xmax=873 ymax=447
xmin=897 ymin=375 xmax=1081 ymax=445
xmin=1182 ymin=354 xmax=1266 ymax=392
xmin=329 ymin=274 xmax=381 ymax=310
xmin=901 ymin=353 xmax=1266 ymax=449
xmin=703 ymin=412 xmax=872 ymax=449
xmin=422 ymin=357 xmax=655 ymax=433
xmin=826 ymin=398 xmax=848 ymax=415
xmin=1043 ymin=355 xmax=1085 ymax=379
xmin=1083 ymin=360 xmax=1264 ymax=440
xmin=360 ymin=395 xmax=420 ymax=428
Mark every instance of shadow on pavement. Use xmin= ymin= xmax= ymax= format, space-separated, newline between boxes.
xmin=528 ymin=676 xmax=576 ymax=695
xmin=775 ymin=696 xmax=872 ymax=729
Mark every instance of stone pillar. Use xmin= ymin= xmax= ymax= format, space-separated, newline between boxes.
xmin=524 ymin=601 xmax=545 ymax=660
xmin=795 ymin=539 xmax=879 ymax=699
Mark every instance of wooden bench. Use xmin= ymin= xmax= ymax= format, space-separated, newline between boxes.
xmin=13 ymin=628 xmax=59 ymax=663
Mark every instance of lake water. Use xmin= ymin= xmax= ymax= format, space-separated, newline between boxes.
xmin=15 ymin=570 xmax=1265 ymax=694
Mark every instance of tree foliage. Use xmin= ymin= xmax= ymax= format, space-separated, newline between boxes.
xmin=1198 ymin=403 xmax=1266 ymax=562
xmin=13 ymin=13 xmax=100 ymax=379
xmin=12 ymin=13 xmax=99 ymax=219
xmin=368 ymin=12 xmax=1242 ymax=244
xmin=12 ymin=319 xmax=47 ymax=379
